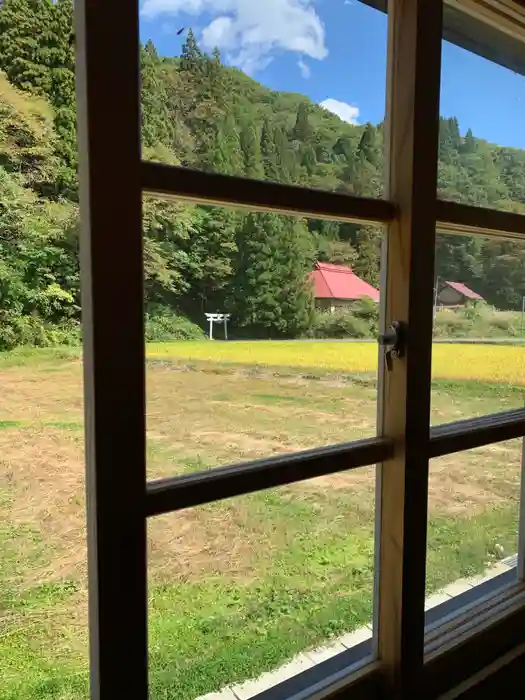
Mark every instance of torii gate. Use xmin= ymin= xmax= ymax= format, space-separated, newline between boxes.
xmin=205 ymin=313 xmax=230 ymax=340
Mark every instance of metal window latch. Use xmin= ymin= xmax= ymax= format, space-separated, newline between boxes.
xmin=378 ymin=320 xmax=407 ymax=371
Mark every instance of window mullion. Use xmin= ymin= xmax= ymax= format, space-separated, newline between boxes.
xmin=75 ymin=0 xmax=148 ymax=698
xmin=517 ymin=435 xmax=525 ymax=580
xmin=374 ymin=0 xmax=444 ymax=695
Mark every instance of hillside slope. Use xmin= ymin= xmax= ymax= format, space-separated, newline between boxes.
xmin=0 ymin=1 xmax=525 ymax=347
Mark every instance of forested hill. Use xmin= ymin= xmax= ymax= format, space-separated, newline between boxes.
xmin=1 ymin=1 xmax=524 ymax=349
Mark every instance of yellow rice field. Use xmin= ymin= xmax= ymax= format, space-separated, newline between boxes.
xmin=147 ymin=340 xmax=525 ymax=386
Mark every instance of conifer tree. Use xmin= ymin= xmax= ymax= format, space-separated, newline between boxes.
xmin=240 ymin=122 xmax=264 ymax=179
xmin=292 ymin=102 xmax=313 ymax=141
xmin=231 ymin=213 xmax=314 ymax=336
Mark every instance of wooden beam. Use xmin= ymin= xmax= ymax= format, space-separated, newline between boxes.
xmin=374 ymin=0 xmax=443 ymax=695
xmin=429 ymin=409 xmax=525 ymax=457
xmin=437 ymin=199 xmax=525 ymax=240
xmin=363 ymin=1 xmax=525 ymax=75
xmin=141 ymin=161 xmax=397 ymax=224
xmin=517 ymin=434 xmax=525 ymax=581
xmin=75 ymin=0 xmax=148 ymax=697
xmin=457 ymin=1 xmax=525 ymax=42
xmin=146 ymin=437 xmax=393 ymax=517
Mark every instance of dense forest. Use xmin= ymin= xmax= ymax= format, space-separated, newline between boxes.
xmin=0 ymin=0 xmax=524 ymax=349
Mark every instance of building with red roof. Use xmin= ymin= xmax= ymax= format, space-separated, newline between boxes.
xmin=437 ymin=281 xmax=484 ymax=308
xmin=309 ymin=261 xmax=379 ymax=312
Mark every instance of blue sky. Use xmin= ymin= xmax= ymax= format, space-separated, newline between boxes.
xmin=139 ymin=0 xmax=525 ymax=149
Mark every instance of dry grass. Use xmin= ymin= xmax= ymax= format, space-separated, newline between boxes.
xmin=146 ymin=364 xmax=377 ymax=474
xmin=0 ymin=427 xmax=86 ymax=586
xmin=0 ymin=364 xmax=83 ymax=422
xmin=428 ymin=440 xmax=522 ymax=514
xmin=0 ymin=355 xmax=521 ymax=588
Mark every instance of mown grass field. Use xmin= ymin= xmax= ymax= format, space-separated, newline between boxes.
xmin=1 ymin=342 xmax=524 ymax=699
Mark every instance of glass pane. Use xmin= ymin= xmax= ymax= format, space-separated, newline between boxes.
xmin=0 ymin=0 xmax=86 ymax=688
xmin=0 ymin=351 xmax=89 ymax=699
xmin=439 ymin=10 xmax=525 ymax=212
xmin=144 ymin=201 xmax=384 ymax=478
xmin=148 ymin=469 xmax=374 ymax=699
xmin=426 ymin=439 xmax=522 ymax=615
xmin=139 ymin=1 xmax=388 ymax=197
xmin=431 ymin=231 xmax=525 ymax=426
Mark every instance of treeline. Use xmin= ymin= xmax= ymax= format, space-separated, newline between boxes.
xmin=0 ymin=0 xmax=524 ymax=349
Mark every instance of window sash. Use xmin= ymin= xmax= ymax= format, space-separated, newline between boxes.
xmin=73 ymin=0 xmax=525 ymax=698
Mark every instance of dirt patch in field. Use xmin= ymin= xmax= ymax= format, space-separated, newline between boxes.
xmin=192 ymin=429 xmax=309 ymax=460
xmin=0 ymin=426 xmax=266 ymax=586
xmin=148 ymin=507 xmax=263 ymax=582
xmin=0 ymin=427 xmax=86 ymax=586
xmin=146 ymin=366 xmax=376 ymax=469
xmin=284 ymin=440 xmax=521 ymax=520
xmin=428 ymin=441 xmax=522 ymax=515
xmin=1 ymin=363 xmax=83 ymax=421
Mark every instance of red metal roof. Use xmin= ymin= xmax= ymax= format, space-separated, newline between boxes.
xmin=309 ymin=262 xmax=380 ymax=302
xmin=443 ymin=281 xmax=483 ymax=301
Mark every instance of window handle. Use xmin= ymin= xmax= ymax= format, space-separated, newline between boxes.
xmin=378 ymin=321 xmax=407 ymax=370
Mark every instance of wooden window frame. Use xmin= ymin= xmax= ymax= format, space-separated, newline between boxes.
xmin=74 ymin=0 xmax=525 ymax=699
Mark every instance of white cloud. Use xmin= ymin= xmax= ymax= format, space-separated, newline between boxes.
xmin=297 ymin=57 xmax=311 ymax=79
xmin=320 ymin=98 xmax=360 ymax=124
xmin=140 ymin=0 xmax=328 ymax=75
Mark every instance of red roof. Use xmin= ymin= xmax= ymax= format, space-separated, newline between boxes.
xmin=309 ymin=262 xmax=380 ymax=302
xmin=443 ymin=281 xmax=483 ymax=301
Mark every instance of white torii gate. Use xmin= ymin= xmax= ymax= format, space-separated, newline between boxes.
xmin=205 ymin=313 xmax=230 ymax=340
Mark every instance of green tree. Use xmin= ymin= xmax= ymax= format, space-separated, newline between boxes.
xmin=301 ymin=145 xmax=317 ymax=175
xmin=183 ymin=207 xmax=238 ymax=313
xmin=435 ymin=234 xmax=483 ymax=285
xmin=240 ymin=121 xmax=264 ymax=179
xmin=179 ymin=28 xmax=203 ymax=73
xmin=480 ymin=240 xmax=525 ymax=309
xmin=141 ymin=41 xmax=175 ymax=149
xmin=357 ymin=123 xmax=381 ymax=168
xmin=273 ymin=125 xmax=299 ymax=183
xmin=0 ymin=71 xmax=58 ymax=190
xmin=352 ymin=224 xmax=382 ymax=287
xmin=231 ymin=213 xmax=314 ymax=336
xmin=261 ymin=119 xmax=281 ymax=181
xmin=439 ymin=117 xmax=461 ymax=165
xmin=141 ymin=197 xmax=200 ymax=306
xmin=333 ymin=135 xmax=355 ymax=163
xmin=461 ymin=128 xmax=477 ymax=155
xmin=213 ymin=114 xmax=243 ymax=175
xmin=48 ymin=0 xmax=76 ymax=170
xmin=0 ymin=168 xmax=79 ymax=349
xmin=0 ymin=0 xmax=77 ymax=193
xmin=0 ymin=0 xmax=54 ymax=94
xmin=292 ymin=102 xmax=313 ymax=142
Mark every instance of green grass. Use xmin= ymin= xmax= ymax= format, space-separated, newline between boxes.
xmin=0 ymin=500 xmax=517 ymax=700
xmin=0 ymin=420 xmax=83 ymax=432
xmin=0 ymin=346 xmax=80 ymax=369
xmin=0 ymin=420 xmax=25 ymax=429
